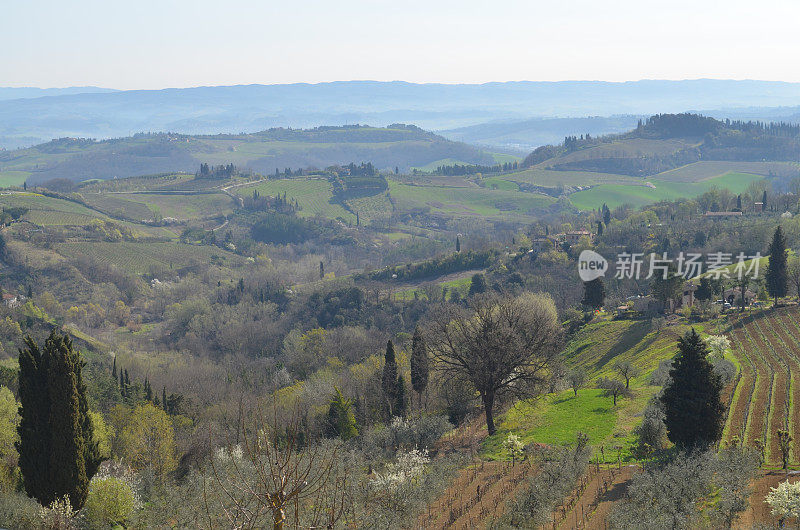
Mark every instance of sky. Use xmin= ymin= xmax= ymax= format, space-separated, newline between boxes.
xmin=2 ymin=0 xmax=799 ymax=89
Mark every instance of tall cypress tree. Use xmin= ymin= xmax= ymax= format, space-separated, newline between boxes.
xmin=17 ymin=331 xmax=102 ymax=509
xmin=582 ymin=278 xmax=605 ymax=310
xmin=766 ymin=225 xmax=788 ymax=307
xmin=381 ymin=340 xmax=399 ymax=417
xmin=661 ymin=329 xmax=724 ymax=449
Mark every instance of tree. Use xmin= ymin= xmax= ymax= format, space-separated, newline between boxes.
xmin=766 ymin=480 xmax=800 ymax=527
xmin=597 ymin=377 xmax=629 ymax=406
xmin=695 ymin=276 xmax=713 ymax=301
xmin=381 ymin=340 xmax=400 ymax=418
xmin=766 ymin=226 xmax=789 ymax=307
xmin=705 ymin=335 xmax=731 ymax=359
xmin=602 ymin=203 xmax=611 ymax=225
xmin=778 ymin=429 xmax=793 ymax=471
xmin=427 ymin=293 xmax=562 ymax=435
xmin=596 ymin=220 xmax=603 ymax=236
xmin=319 ymin=261 xmax=324 ymax=280
xmin=661 ymin=329 xmax=725 ymax=449
xmin=118 ymin=403 xmax=176 ymax=476
xmin=325 ymin=388 xmax=358 ymax=441
xmin=468 ymin=273 xmax=487 ymax=296
xmin=763 ymin=189 xmax=768 ymax=210
xmin=16 ymin=331 xmax=103 ymax=510
xmin=410 ymin=327 xmax=429 ymax=410
xmin=581 ymin=278 xmax=605 ymax=310
xmin=651 ymin=262 xmax=683 ymax=312
xmin=613 ymin=360 xmax=640 ymax=389
xmin=567 ymin=368 xmax=586 ymax=397
xmin=456 ymin=236 xmax=461 ymax=253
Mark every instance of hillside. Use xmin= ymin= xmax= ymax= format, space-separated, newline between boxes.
xmin=0 ymin=125 xmax=496 ymax=185
xmin=480 ymin=114 xmax=800 ymax=210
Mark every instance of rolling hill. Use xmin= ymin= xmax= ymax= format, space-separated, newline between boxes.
xmin=5 ymin=80 xmax=800 ymax=149
xmin=0 ymin=125 xmax=496 ymax=185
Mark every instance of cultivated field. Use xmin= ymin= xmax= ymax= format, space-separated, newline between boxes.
xmin=235 ymin=178 xmax=354 ymax=221
xmin=55 ymin=241 xmax=247 ymax=275
xmin=723 ymin=307 xmax=800 ymax=465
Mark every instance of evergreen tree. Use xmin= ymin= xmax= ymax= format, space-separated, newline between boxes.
xmin=319 ymin=261 xmax=324 ymax=280
xmin=736 ymin=194 xmax=742 ymax=210
xmin=16 ymin=331 xmax=102 ymax=510
xmin=602 ymin=204 xmax=611 ymax=225
xmin=456 ymin=236 xmax=461 ymax=253
xmin=381 ymin=340 xmax=399 ymax=417
xmin=661 ymin=329 xmax=724 ymax=449
xmin=762 ymin=189 xmax=768 ymax=210
xmin=581 ymin=278 xmax=605 ymax=310
xmin=695 ymin=276 xmax=713 ymax=301
xmin=162 ymin=387 xmax=167 ymax=411
xmin=596 ymin=220 xmax=603 ymax=236
xmin=410 ymin=327 xmax=429 ymax=409
xmin=395 ymin=375 xmax=407 ymax=417
xmin=325 ymin=387 xmax=358 ymax=441
xmin=468 ymin=273 xmax=488 ymax=296
xmin=766 ymin=225 xmax=789 ymax=307
xmin=111 ymin=355 xmax=116 ymax=379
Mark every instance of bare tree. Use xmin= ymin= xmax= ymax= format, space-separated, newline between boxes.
xmin=205 ymin=404 xmax=349 ymax=529
xmin=597 ymin=377 xmax=631 ymax=406
xmin=567 ymin=367 xmax=587 ymax=397
xmin=613 ymin=360 xmax=640 ymax=389
xmin=426 ymin=293 xmax=562 ymax=435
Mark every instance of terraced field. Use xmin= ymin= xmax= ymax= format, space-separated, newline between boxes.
xmin=82 ymin=192 xmax=235 ymax=221
xmin=723 ymin=307 xmax=800 ymax=465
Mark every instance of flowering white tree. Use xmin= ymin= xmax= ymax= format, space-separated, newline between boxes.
xmin=765 ymin=480 xmax=800 ymax=526
xmin=706 ymin=335 xmax=731 ymax=359
xmin=503 ymin=433 xmax=525 ymax=465
xmin=371 ymin=449 xmax=430 ymax=491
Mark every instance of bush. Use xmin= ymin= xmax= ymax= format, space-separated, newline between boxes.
xmin=0 ymin=491 xmax=41 ymax=530
xmin=84 ymin=476 xmax=137 ymax=528
xmin=361 ymin=415 xmax=452 ymax=457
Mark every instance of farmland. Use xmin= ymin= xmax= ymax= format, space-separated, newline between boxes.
xmin=568 ymin=171 xmax=763 ymax=210
xmin=55 ymin=241 xmax=247 ymax=275
xmin=723 ymin=307 xmax=800 ymax=465
xmin=234 ymin=178 xmax=354 ymax=221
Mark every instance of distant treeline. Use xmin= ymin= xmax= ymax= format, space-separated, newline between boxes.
xmin=358 ymin=249 xmax=497 ymax=282
xmin=197 ymin=163 xmax=237 ymax=179
xmin=432 ymin=161 xmax=519 ymax=176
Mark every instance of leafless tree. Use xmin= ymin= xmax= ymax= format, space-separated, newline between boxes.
xmin=613 ymin=360 xmax=640 ymax=389
xmin=205 ymin=403 xmax=349 ymax=529
xmin=426 ymin=293 xmax=563 ymax=435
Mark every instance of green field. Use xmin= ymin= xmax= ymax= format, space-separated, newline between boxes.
xmin=654 ymin=161 xmax=799 ymax=182
xmin=389 ymin=181 xmax=554 ymax=218
xmin=236 ymin=178 xmax=354 ymax=221
xmin=55 ymin=241 xmax=246 ymax=274
xmin=0 ymin=170 xmax=30 ymax=187
xmin=503 ymin=168 xmax=644 ymax=188
xmin=568 ymin=172 xmax=763 ymax=210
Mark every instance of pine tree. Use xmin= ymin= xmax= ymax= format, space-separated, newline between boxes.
xmin=16 ymin=331 xmax=102 ymax=510
xmin=661 ymin=329 xmax=724 ymax=449
xmin=766 ymin=226 xmax=789 ymax=307
xmin=763 ymin=189 xmax=768 ymax=210
xmin=162 ymin=387 xmax=167 ymax=412
xmin=582 ymin=278 xmax=605 ymax=310
xmin=410 ymin=327 xmax=429 ymax=410
xmin=381 ymin=340 xmax=399 ymax=417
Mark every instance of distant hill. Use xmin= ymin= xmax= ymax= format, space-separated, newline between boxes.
xmin=5 ymin=80 xmax=800 ymax=149
xmin=0 ymin=124 xmax=496 ymax=185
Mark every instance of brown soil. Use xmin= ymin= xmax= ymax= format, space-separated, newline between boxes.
xmin=738 ymin=470 xmax=800 ymax=528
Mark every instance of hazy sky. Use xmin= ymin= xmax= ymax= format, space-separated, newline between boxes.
xmin=3 ymin=0 xmax=799 ymax=89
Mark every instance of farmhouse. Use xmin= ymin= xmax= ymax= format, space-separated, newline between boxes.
xmin=2 ymin=293 xmax=21 ymax=308
xmin=723 ymin=286 xmax=756 ymax=306
xmin=564 ymin=229 xmax=592 ymax=244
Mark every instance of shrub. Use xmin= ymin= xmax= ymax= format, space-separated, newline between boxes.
xmin=83 ymin=476 xmax=137 ymax=529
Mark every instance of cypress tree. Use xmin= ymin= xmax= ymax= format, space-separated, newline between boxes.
xmin=410 ymin=327 xmax=429 ymax=408
xmin=766 ymin=225 xmax=788 ymax=307
xmin=456 ymin=236 xmax=461 ymax=253
xmin=16 ymin=331 xmax=102 ymax=510
xmin=111 ymin=355 xmax=116 ymax=379
xmin=661 ymin=329 xmax=724 ymax=450
xmin=162 ymin=387 xmax=167 ymax=412
xmin=582 ymin=278 xmax=605 ymax=310
xmin=395 ymin=375 xmax=407 ymax=417
xmin=381 ymin=340 xmax=399 ymax=417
